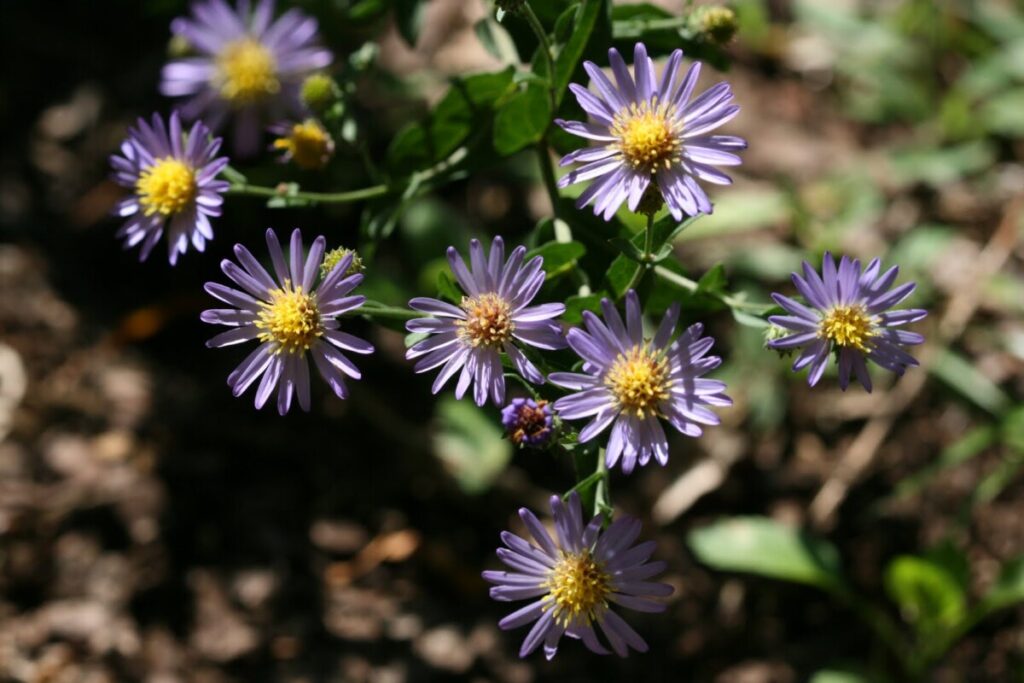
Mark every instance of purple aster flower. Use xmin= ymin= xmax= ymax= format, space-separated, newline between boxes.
xmin=549 ymin=291 xmax=731 ymax=474
xmin=161 ymin=0 xmax=333 ymax=156
xmin=201 ymin=228 xmax=373 ymax=414
xmin=767 ymin=253 xmax=927 ymax=392
xmin=406 ymin=236 xmax=566 ymax=407
xmin=109 ymin=111 xmax=229 ymax=264
xmin=483 ymin=492 xmax=672 ymax=659
xmin=556 ymin=42 xmax=746 ymax=221
xmin=502 ymin=398 xmax=555 ymax=448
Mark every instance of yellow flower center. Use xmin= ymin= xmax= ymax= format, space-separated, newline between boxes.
xmin=456 ymin=293 xmax=514 ymax=349
xmin=611 ymin=99 xmax=682 ymax=173
xmin=215 ymin=38 xmax=280 ymax=105
xmin=820 ymin=304 xmax=876 ymax=352
xmin=256 ymin=281 xmax=323 ymax=354
xmin=605 ymin=344 xmax=673 ymax=418
xmin=543 ymin=550 xmax=612 ymax=626
xmin=273 ymin=120 xmax=333 ymax=170
xmin=135 ymin=157 xmax=197 ymax=217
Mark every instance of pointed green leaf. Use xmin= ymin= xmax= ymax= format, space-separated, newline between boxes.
xmin=688 ymin=516 xmax=846 ymax=591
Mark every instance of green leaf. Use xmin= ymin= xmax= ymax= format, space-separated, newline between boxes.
xmin=527 ymin=240 xmax=586 ymax=278
xmin=393 ymin=0 xmax=426 ymax=46
xmin=889 ymin=425 xmax=997 ymax=501
xmin=387 ymin=68 xmax=516 ymax=171
xmin=436 ymin=271 xmax=462 ymax=304
xmin=980 ymin=89 xmax=1024 ymax=137
xmin=474 ymin=17 xmax=519 ymax=62
xmin=609 ymin=236 xmax=647 ymax=264
xmin=889 ymin=141 xmax=997 ymax=188
xmin=884 ymin=555 xmax=967 ymax=639
xmin=493 ymin=82 xmax=551 ymax=155
xmin=564 ymin=293 xmax=605 ymax=324
xmin=980 ymin=555 xmax=1024 ymax=614
xmin=552 ymin=0 xmax=605 ymax=105
xmin=732 ymin=308 xmax=769 ymax=328
xmin=687 ymin=516 xmax=846 ymax=591
xmin=432 ymin=398 xmax=512 ymax=495
xmin=809 ymin=670 xmax=875 ymax=683
xmin=928 ymin=347 xmax=1010 ymax=415
xmin=696 ymin=264 xmax=728 ymax=296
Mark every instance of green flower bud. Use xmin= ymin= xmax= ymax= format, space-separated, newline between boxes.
xmin=764 ymin=324 xmax=792 ymax=356
xmin=634 ymin=185 xmax=665 ymax=217
xmin=321 ymin=247 xmax=364 ymax=280
xmin=691 ymin=6 xmax=738 ymax=45
xmin=168 ymin=34 xmax=193 ymax=58
xmin=301 ymin=74 xmax=340 ymax=113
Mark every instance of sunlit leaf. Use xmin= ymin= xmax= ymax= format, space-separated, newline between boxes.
xmin=884 ymin=555 xmax=967 ymax=639
xmin=432 ymin=398 xmax=512 ymax=494
xmin=688 ymin=516 xmax=846 ymax=591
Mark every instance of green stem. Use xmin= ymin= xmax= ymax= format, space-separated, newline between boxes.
xmin=356 ymin=301 xmax=419 ymax=320
xmin=594 ymin=448 xmax=611 ymax=517
xmin=624 ymin=213 xmax=656 ymax=295
xmin=503 ymin=372 xmax=544 ymax=401
xmin=225 ymin=146 xmax=469 ymax=207
xmin=653 ymin=264 xmax=770 ymax=312
xmin=227 ymin=182 xmax=388 ymax=204
xmin=521 ymin=2 xmax=557 ymax=111
xmin=536 ymin=144 xmax=562 ymax=219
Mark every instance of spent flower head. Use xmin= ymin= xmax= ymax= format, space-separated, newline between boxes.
xmin=109 ymin=111 xmax=229 ymax=264
xmin=550 ymin=291 xmax=731 ymax=474
xmin=201 ymin=228 xmax=373 ymax=414
xmin=502 ymin=398 xmax=555 ymax=448
xmin=406 ymin=236 xmax=566 ymax=407
xmin=483 ymin=492 xmax=672 ymax=659
xmin=161 ymin=0 xmax=332 ymax=156
xmin=767 ymin=253 xmax=926 ymax=391
xmin=557 ymin=43 xmax=745 ymax=221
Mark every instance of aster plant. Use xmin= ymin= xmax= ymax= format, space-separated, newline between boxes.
xmin=109 ymin=111 xmax=229 ymax=264
xmin=483 ymin=492 xmax=672 ymax=659
xmin=201 ymin=228 xmax=373 ymax=414
xmin=557 ymin=42 xmax=746 ymax=220
xmin=161 ymin=0 xmax=332 ymax=156
xmin=550 ymin=291 xmax=731 ymax=474
xmin=106 ymin=0 xmax=956 ymax=671
xmin=767 ymin=253 xmax=926 ymax=391
xmin=405 ymin=236 xmax=566 ymax=408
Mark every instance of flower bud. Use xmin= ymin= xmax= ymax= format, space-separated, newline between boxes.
xmin=300 ymin=73 xmax=340 ymax=113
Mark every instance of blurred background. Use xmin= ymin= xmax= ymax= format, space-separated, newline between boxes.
xmin=1 ymin=0 xmax=1023 ymax=681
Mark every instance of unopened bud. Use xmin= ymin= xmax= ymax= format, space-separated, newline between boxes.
xmin=692 ymin=6 xmax=738 ymax=44
xmin=321 ymin=247 xmax=364 ymax=280
xmin=300 ymin=73 xmax=340 ymax=113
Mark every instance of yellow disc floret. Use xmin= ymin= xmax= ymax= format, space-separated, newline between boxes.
xmin=605 ymin=344 xmax=673 ymax=418
xmin=456 ymin=293 xmax=514 ymax=349
xmin=215 ymin=38 xmax=280 ymax=104
xmin=136 ymin=158 xmax=197 ymax=217
xmin=820 ymin=304 xmax=876 ymax=352
xmin=611 ymin=99 xmax=682 ymax=174
xmin=543 ymin=550 xmax=612 ymax=626
xmin=256 ymin=280 xmax=323 ymax=354
xmin=273 ymin=120 xmax=334 ymax=170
